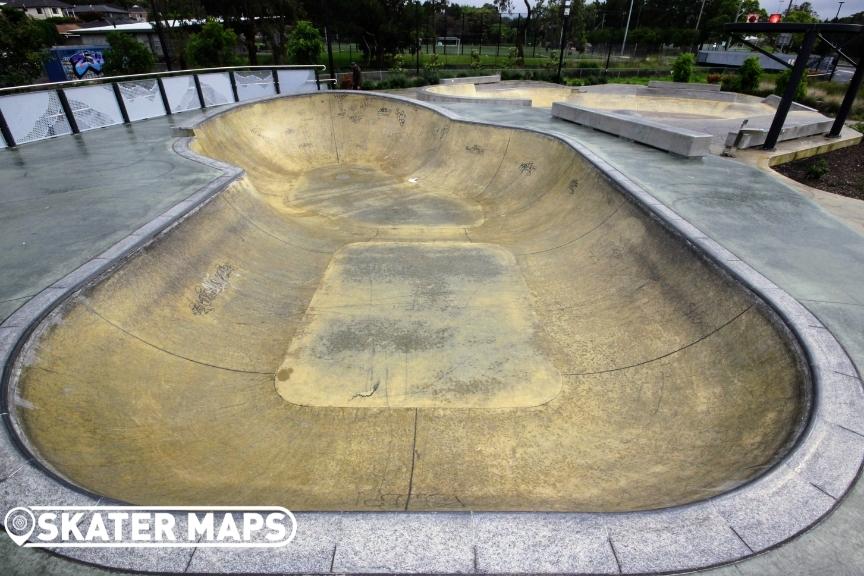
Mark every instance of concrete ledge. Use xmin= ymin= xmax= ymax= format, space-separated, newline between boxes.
xmin=762 ymin=94 xmax=819 ymax=112
xmin=725 ymin=118 xmax=834 ymax=148
xmin=0 ymin=91 xmax=861 ymax=575
xmin=648 ymin=80 xmax=721 ymax=91
xmin=440 ymin=74 xmax=501 ymax=85
xmin=415 ymin=85 xmax=531 ymax=107
xmin=551 ymin=101 xmax=713 ymax=157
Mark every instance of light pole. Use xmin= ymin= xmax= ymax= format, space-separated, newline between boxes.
xmin=620 ymin=0 xmax=635 ymax=56
xmin=835 ymin=1 xmax=845 ymax=20
xmin=694 ymin=0 xmax=708 ymax=52
xmin=323 ymin=0 xmax=335 ymax=81
xmin=556 ymin=1 xmax=571 ymax=83
xmin=416 ymin=0 xmax=421 ymax=75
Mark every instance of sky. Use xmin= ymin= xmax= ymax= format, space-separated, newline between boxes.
xmin=451 ymin=0 xmax=861 ymax=20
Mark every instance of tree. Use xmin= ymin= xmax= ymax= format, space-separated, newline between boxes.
xmin=494 ymin=0 xmax=533 ymax=60
xmin=201 ymin=0 xmax=270 ymax=65
xmin=150 ymin=0 xmax=206 ymax=70
xmin=286 ymin=20 xmax=324 ymax=64
xmin=775 ymin=68 xmax=807 ymax=101
xmin=738 ymin=56 xmax=762 ymax=93
xmin=318 ymin=0 xmax=412 ymax=69
xmin=0 ymin=6 xmax=58 ymax=87
xmin=103 ymin=31 xmax=155 ymax=75
xmin=186 ymin=20 xmax=239 ymax=68
xmin=258 ymin=0 xmax=301 ymax=65
xmin=784 ymin=3 xmax=818 ymax=51
xmin=785 ymin=3 xmax=818 ymax=23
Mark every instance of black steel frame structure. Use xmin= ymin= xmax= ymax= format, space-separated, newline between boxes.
xmin=724 ymin=22 xmax=863 ymax=150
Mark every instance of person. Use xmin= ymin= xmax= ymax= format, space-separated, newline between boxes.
xmin=351 ymin=62 xmax=362 ymax=90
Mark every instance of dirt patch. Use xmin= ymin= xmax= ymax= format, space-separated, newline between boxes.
xmin=776 ymin=140 xmax=864 ymax=201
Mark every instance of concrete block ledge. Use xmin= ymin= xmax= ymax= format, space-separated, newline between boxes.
xmin=415 ymin=85 xmax=531 ymax=107
xmin=551 ymin=101 xmax=713 ymax=157
xmin=648 ymin=80 xmax=721 ymax=91
xmin=0 ymin=91 xmax=862 ymax=575
xmin=725 ymin=118 xmax=834 ymax=149
xmin=440 ymin=74 xmax=501 ymax=85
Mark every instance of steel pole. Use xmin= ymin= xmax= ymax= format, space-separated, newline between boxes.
xmin=557 ymin=2 xmax=571 ymax=83
xmin=763 ymin=28 xmax=818 ymax=149
xmin=416 ymin=0 xmax=421 ymax=75
xmin=620 ymin=0 xmax=635 ymax=56
xmin=829 ymin=42 xmax=864 ymax=137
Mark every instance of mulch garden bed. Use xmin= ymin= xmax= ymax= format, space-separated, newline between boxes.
xmin=776 ymin=139 xmax=864 ymax=201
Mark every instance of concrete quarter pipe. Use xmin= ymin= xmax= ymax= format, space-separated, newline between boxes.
xmin=8 ymin=93 xmax=806 ymax=513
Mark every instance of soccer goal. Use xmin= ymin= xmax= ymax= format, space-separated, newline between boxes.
xmin=435 ymin=36 xmax=461 ymax=54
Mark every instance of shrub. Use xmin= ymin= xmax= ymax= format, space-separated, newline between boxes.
xmin=565 ymin=75 xmax=606 ymax=87
xmin=707 ymin=72 xmax=721 ymax=84
xmin=721 ymin=74 xmax=741 ymax=92
xmin=389 ymin=53 xmax=404 ymax=73
xmin=739 ymin=56 xmax=762 ymax=94
xmin=576 ymin=60 xmax=601 ymax=70
xmin=775 ymin=69 xmax=807 ymax=101
xmin=470 ymin=49 xmax=482 ymax=70
xmin=286 ymin=20 xmax=323 ymax=65
xmin=186 ymin=20 xmax=238 ymax=68
xmin=387 ymin=73 xmax=408 ymax=89
xmin=104 ymin=31 xmax=154 ymax=75
xmin=424 ymin=52 xmax=441 ymax=72
xmin=671 ymin=53 xmax=695 ymax=83
xmin=805 ymin=158 xmax=829 ymax=180
xmin=501 ymin=69 xmax=523 ymax=80
xmin=422 ymin=68 xmax=440 ymax=84
xmin=505 ymin=46 xmax=522 ymax=67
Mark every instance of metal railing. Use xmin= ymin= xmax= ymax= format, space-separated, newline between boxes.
xmin=0 ymin=65 xmax=326 ymax=148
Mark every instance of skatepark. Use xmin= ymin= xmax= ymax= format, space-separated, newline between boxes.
xmin=0 ymin=63 xmax=863 ymax=574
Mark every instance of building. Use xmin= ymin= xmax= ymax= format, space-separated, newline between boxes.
xmin=0 ymin=0 xmax=72 ymax=19
xmin=129 ymin=4 xmax=147 ymax=22
xmin=67 ymin=3 xmax=133 ymax=23
xmin=65 ymin=21 xmax=163 ymax=56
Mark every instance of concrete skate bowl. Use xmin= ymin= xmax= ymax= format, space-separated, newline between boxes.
xmin=418 ymin=80 xmax=578 ymax=107
xmin=7 ymin=92 xmax=809 ymax=514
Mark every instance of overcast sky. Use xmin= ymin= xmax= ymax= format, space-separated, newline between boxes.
xmin=452 ymin=0 xmax=860 ymax=20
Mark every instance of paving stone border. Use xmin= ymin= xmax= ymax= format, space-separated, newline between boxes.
xmin=0 ymin=92 xmax=862 ymax=574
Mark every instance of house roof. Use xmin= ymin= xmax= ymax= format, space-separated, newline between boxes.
xmin=2 ymin=0 xmax=72 ymax=8
xmin=68 ymin=4 xmax=128 ymax=14
xmin=68 ymin=19 xmax=198 ymax=34
xmin=74 ymin=16 xmax=140 ymax=28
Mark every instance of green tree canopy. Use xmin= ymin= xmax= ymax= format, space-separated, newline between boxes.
xmin=104 ymin=31 xmax=155 ymax=76
xmin=185 ymin=19 xmax=239 ymax=68
xmin=0 ymin=6 xmax=59 ymax=87
xmin=286 ymin=20 xmax=324 ymax=64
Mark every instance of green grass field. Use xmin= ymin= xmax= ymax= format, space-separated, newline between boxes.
xmin=253 ymin=44 xmax=679 ymax=72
